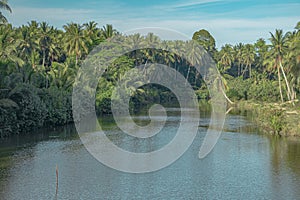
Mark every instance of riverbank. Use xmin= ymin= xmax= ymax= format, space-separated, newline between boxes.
xmin=235 ymin=100 xmax=300 ymax=137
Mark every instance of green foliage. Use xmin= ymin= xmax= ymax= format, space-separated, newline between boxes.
xmin=269 ymin=109 xmax=284 ymax=135
xmin=39 ymin=87 xmax=73 ymax=126
xmin=1 ymin=20 xmax=300 ymax=137
xmin=227 ymin=75 xmax=280 ymax=102
xmin=192 ymin=29 xmax=216 ymax=55
xmin=8 ymin=83 xmax=47 ymax=132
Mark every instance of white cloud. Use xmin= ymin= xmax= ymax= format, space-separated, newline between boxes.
xmin=7 ymin=7 xmax=95 ymax=27
xmin=170 ymin=0 xmax=224 ymax=9
xmin=6 ymin=4 xmax=300 ymax=48
xmin=114 ymin=17 xmax=299 ymax=48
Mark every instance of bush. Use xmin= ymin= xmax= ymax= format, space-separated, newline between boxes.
xmin=227 ymin=76 xmax=280 ymax=102
xmin=8 ymin=83 xmax=47 ymax=133
xmin=39 ymin=87 xmax=73 ymax=126
xmin=0 ymin=99 xmax=19 ymax=137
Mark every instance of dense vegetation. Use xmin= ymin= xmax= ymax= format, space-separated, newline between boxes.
xmin=0 ymin=2 xmax=299 ymax=137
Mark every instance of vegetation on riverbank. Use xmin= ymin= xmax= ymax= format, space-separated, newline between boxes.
xmin=0 ymin=2 xmax=299 ymax=138
xmin=236 ymin=101 xmax=300 ymax=136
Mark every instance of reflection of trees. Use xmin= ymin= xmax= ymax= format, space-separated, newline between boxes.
xmin=270 ymin=136 xmax=282 ymax=175
xmin=269 ymin=136 xmax=300 ymax=177
xmin=286 ymin=139 xmax=300 ymax=177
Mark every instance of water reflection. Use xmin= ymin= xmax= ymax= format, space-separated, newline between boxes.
xmin=0 ymin=110 xmax=299 ymax=199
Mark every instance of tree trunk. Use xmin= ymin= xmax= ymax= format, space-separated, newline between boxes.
xmin=278 ymin=66 xmax=284 ymax=103
xmin=279 ymin=61 xmax=292 ymax=101
xmin=42 ymin=49 xmax=46 ymax=67
xmin=75 ymin=54 xmax=78 ymax=67
xmin=249 ymin=64 xmax=251 ymax=78
xmin=221 ymin=87 xmax=234 ymax=104
xmin=185 ymin=65 xmax=191 ymax=85
xmin=175 ymin=62 xmax=177 ymax=80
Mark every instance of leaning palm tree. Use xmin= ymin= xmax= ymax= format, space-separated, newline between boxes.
xmin=268 ymin=29 xmax=292 ymax=102
xmin=0 ymin=0 xmax=12 ymax=24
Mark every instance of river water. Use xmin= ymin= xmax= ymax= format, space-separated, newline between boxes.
xmin=0 ymin=108 xmax=299 ymax=199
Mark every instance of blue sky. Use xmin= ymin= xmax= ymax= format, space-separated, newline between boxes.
xmin=5 ymin=0 xmax=300 ymax=48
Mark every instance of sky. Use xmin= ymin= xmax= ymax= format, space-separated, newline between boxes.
xmin=5 ymin=0 xmax=300 ymax=48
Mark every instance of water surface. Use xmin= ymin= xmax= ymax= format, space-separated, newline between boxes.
xmin=0 ymin=109 xmax=299 ymax=199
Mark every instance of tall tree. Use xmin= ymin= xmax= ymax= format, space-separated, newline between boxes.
xmin=83 ymin=21 xmax=101 ymax=49
xmin=233 ymin=43 xmax=244 ymax=76
xmin=192 ymin=29 xmax=216 ymax=56
xmin=241 ymin=44 xmax=255 ymax=77
xmin=254 ymin=38 xmax=268 ymax=73
xmin=0 ymin=0 xmax=12 ymax=24
xmin=268 ymin=29 xmax=292 ymax=102
xmin=102 ymin=24 xmax=117 ymax=40
xmin=63 ymin=23 xmax=91 ymax=66
xmin=218 ymin=44 xmax=234 ymax=74
xmin=38 ymin=22 xmax=54 ymax=67
xmin=16 ymin=25 xmax=39 ymax=68
xmin=0 ymin=24 xmax=23 ymax=66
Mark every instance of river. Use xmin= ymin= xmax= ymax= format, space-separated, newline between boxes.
xmin=0 ymin=108 xmax=299 ymax=199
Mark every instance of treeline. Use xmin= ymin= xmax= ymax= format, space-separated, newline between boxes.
xmin=0 ymin=20 xmax=299 ymax=137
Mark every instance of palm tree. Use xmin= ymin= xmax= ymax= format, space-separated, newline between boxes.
xmin=254 ymin=38 xmax=268 ymax=73
xmin=83 ymin=21 xmax=101 ymax=49
xmin=241 ymin=44 xmax=255 ymax=77
xmin=286 ymin=27 xmax=300 ymax=100
xmin=38 ymin=22 xmax=54 ymax=67
xmin=16 ymin=25 xmax=39 ymax=69
xmin=48 ymin=61 xmax=77 ymax=90
xmin=102 ymin=24 xmax=117 ymax=40
xmin=48 ymin=28 xmax=63 ymax=65
xmin=0 ymin=24 xmax=23 ymax=66
xmin=233 ymin=43 xmax=244 ymax=76
xmin=218 ymin=44 xmax=234 ymax=74
xmin=213 ymin=74 xmax=234 ymax=104
xmin=268 ymin=29 xmax=292 ymax=102
xmin=63 ymin=23 xmax=91 ymax=66
xmin=295 ymin=21 xmax=300 ymax=31
xmin=144 ymin=33 xmax=160 ymax=62
xmin=185 ymin=40 xmax=203 ymax=85
xmin=169 ymin=40 xmax=184 ymax=80
xmin=125 ymin=33 xmax=145 ymax=66
xmin=0 ymin=0 xmax=12 ymax=24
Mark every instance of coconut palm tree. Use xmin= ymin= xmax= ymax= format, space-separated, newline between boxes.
xmin=233 ymin=43 xmax=244 ymax=76
xmin=48 ymin=61 xmax=77 ymax=90
xmin=125 ymin=33 xmax=145 ymax=66
xmin=83 ymin=21 xmax=101 ymax=49
xmin=47 ymin=28 xmax=63 ymax=65
xmin=0 ymin=24 xmax=23 ymax=66
xmin=254 ymin=38 xmax=268 ymax=73
xmin=0 ymin=0 xmax=12 ymax=24
xmin=218 ymin=44 xmax=234 ymax=74
xmin=286 ymin=26 xmax=300 ymax=100
xmin=38 ymin=22 xmax=54 ymax=67
xmin=185 ymin=40 xmax=203 ymax=84
xmin=241 ymin=44 xmax=255 ymax=78
xmin=102 ymin=24 xmax=117 ymax=40
xmin=63 ymin=23 xmax=91 ymax=67
xmin=268 ymin=29 xmax=292 ymax=102
xmin=16 ymin=25 xmax=39 ymax=69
